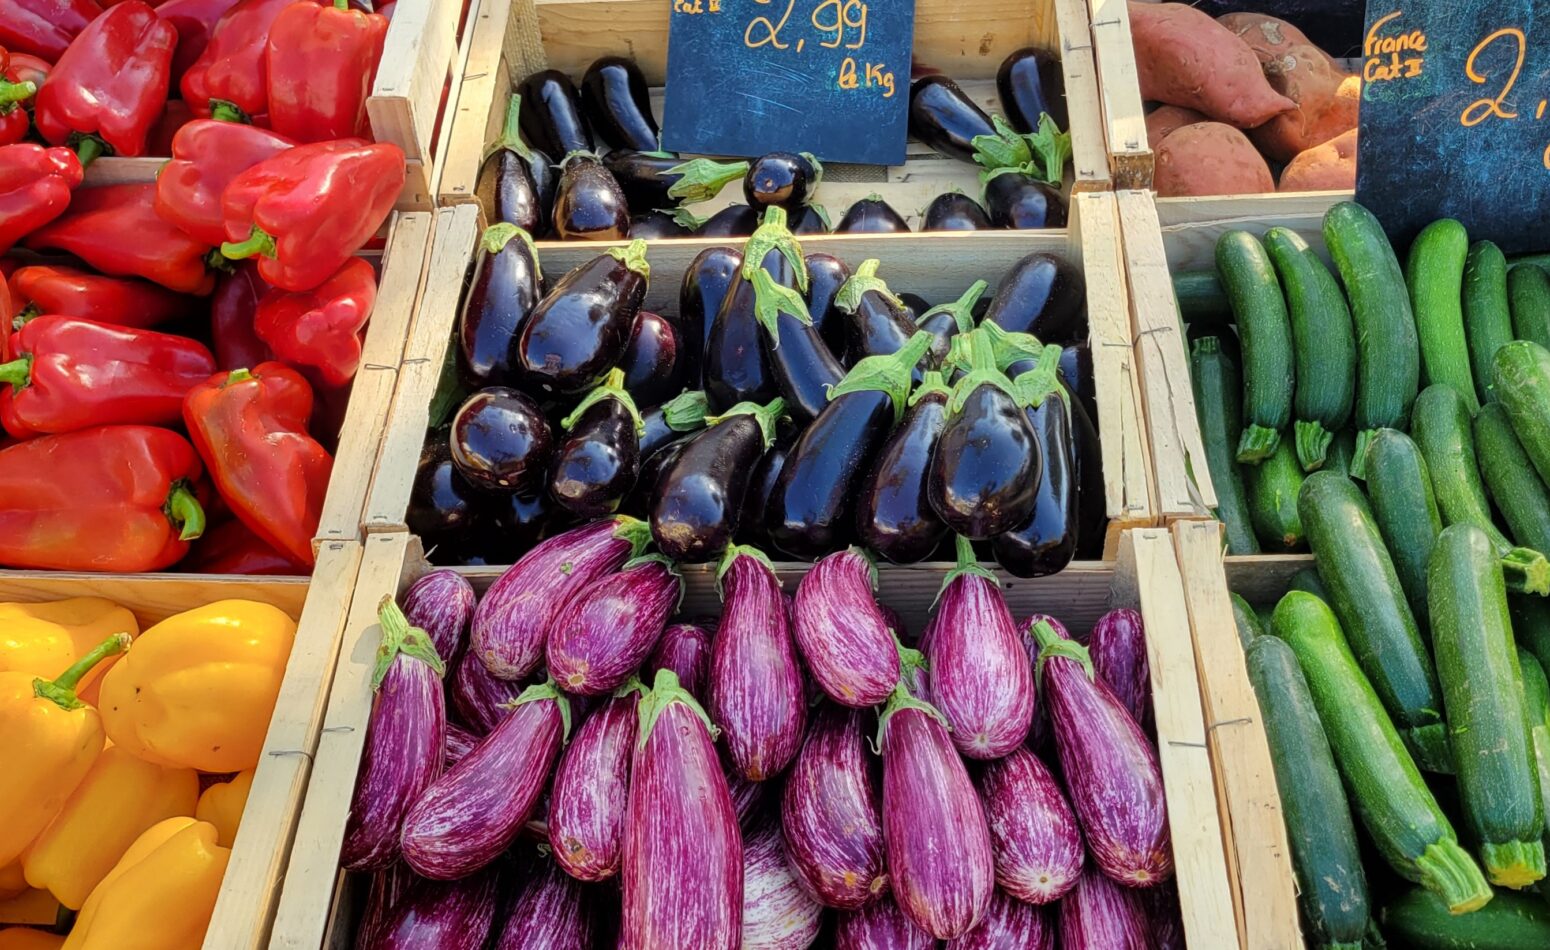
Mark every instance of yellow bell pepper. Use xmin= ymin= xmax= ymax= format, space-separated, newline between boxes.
xmin=23 ymin=746 xmax=198 ymax=910
xmin=0 ymin=600 xmax=137 ymax=690
xmin=61 ymin=817 xmax=228 ymax=950
xmin=0 ymin=862 xmax=26 ymax=901
xmin=0 ymin=635 xmax=129 ymax=868
xmin=195 ymin=770 xmax=253 ymax=849
xmin=98 ymin=601 xmax=296 ymax=773
xmin=0 ymin=928 xmax=66 ymax=950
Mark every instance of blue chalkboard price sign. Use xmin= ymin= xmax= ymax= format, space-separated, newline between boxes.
xmin=660 ymin=0 xmax=915 ymax=167
xmin=1356 ymin=0 xmax=1550 ymax=253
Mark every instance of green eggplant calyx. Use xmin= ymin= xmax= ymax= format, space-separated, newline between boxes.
xmin=947 ymin=330 xmax=1020 ymax=417
xmin=613 ymin=675 xmax=648 ymax=700
xmin=741 ymin=207 xmax=809 ymax=293
xmin=874 ymin=682 xmax=950 ymax=752
xmin=503 ymin=679 xmax=573 ymax=741
xmin=480 ymin=223 xmax=542 ymax=280
xmin=971 ymin=115 xmax=1033 ymax=173
xmin=934 ymin=534 xmax=999 ymax=603
xmin=1010 ymin=344 xmax=1064 ymax=408
xmin=835 ymin=258 xmax=903 ymax=315
xmin=714 ymin=543 xmax=777 ymax=599
xmin=919 ymin=279 xmax=989 ymax=335
xmin=705 ymin=396 xmax=786 ymax=449
xmin=801 ymin=152 xmax=825 ymax=189
xmin=605 ymin=239 xmax=652 ymax=281
xmin=484 ymin=94 xmax=535 ymax=164
xmin=908 ymin=370 xmax=954 ymax=407
xmin=638 ymin=668 xmax=718 ymax=748
xmin=750 ymin=267 xmax=814 ymax=342
xmin=1027 ymin=112 xmax=1073 ymax=185
xmin=0 ymin=354 xmax=32 ymax=389
xmin=660 ymin=390 xmax=710 ymax=432
xmin=827 ymin=331 xmax=934 ymax=425
xmin=623 ymin=554 xmax=687 ymax=610
xmin=665 ymin=158 xmax=751 ymax=204
xmin=372 ymin=595 xmax=446 ymax=690
xmin=977 ymin=320 xmax=1045 ymax=372
xmin=806 ymin=202 xmax=833 ymax=231
xmin=1032 ymin=619 xmax=1094 ymax=685
xmin=560 ymin=368 xmax=644 ymax=436
xmin=665 ymin=206 xmax=708 ymax=232
xmin=845 ymin=545 xmax=880 ymax=589
xmin=609 ymin=514 xmax=654 ymax=559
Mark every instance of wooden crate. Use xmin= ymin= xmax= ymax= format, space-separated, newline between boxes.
xmin=436 ymin=0 xmax=1112 ymax=221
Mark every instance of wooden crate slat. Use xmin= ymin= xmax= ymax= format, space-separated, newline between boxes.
xmin=0 ymin=571 xmax=309 ymax=629
xmin=1085 ymin=0 xmax=1149 ymax=188
xmin=1156 ymin=191 xmax=1344 ymax=270
xmin=1052 ymin=0 xmax=1110 ymax=190
xmin=370 ymin=0 xmax=463 ymax=163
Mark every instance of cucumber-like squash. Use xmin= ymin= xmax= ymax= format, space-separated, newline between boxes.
xmin=1244 ymin=438 xmax=1305 ymax=552
xmin=1520 ymin=647 xmax=1550 ymax=731
xmin=1406 ymin=219 xmax=1479 ymax=413
xmin=1190 ymin=335 xmax=1260 ymax=554
xmin=1173 ymin=268 xmax=1231 ymax=324
xmin=1265 ymin=227 xmax=1356 ymax=472
xmin=1380 ymin=888 xmax=1550 ymax=949
xmin=1324 ymin=428 xmax=1357 ymax=480
xmin=1364 ymin=428 xmax=1442 ymax=631
xmin=1245 ymin=633 xmax=1370 ymax=948
xmin=1465 ymin=240 xmax=1516 ymax=404
xmin=1322 ymin=202 xmax=1418 ymax=479
xmin=1513 ymin=594 xmax=1550 ymax=680
xmin=1476 ymin=401 xmax=1550 ymax=555
xmin=1297 ymin=471 xmax=1449 ymax=772
xmin=1215 ymin=230 xmax=1293 ymax=463
xmin=1231 ymin=592 xmax=1264 ymax=648
xmin=1494 ymin=341 xmax=1550 ymax=488
xmin=1290 ymin=565 xmax=1330 ymax=601
xmin=1509 ymin=263 xmax=1550 ymax=351
xmin=1429 ymin=523 xmax=1546 ymax=887
xmin=1270 ymin=591 xmax=1490 ymax=912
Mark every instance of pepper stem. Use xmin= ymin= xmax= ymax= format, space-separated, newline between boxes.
xmin=73 ymin=135 xmax=106 ymax=170
xmin=333 ymin=0 xmax=349 ymax=8
xmin=224 ymin=368 xmax=254 ymax=387
xmin=221 ymin=227 xmax=278 ymax=262
xmin=34 ymin=633 xmax=131 ymax=711
xmin=0 ymin=355 xmax=30 ymax=389
xmin=209 ymin=99 xmax=251 ymax=124
xmin=12 ymin=304 xmax=39 ymax=331
xmin=0 ymin=79 xmax=35 ymax=111
xmin=164 ymin=482 xmax=206 ymax=541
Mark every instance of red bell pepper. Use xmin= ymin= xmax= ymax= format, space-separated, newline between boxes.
xmin=0 ymin=316 xmax=218 ymax=438
xmin=10 ymin=265 xmax=199 ymax=330
xmin=156 ymin=120 xmax=293 ymax=247
xmin=0 ymin=144 xmax=83 ymax=254
xmin=0 ymin=424 xmax=207 ymax=571
xmin=147 ymin=99 xmax=197 ymax=156
xmin=0 ymin=51 xmax=39 ymax=146
xmin=210 ymin=262 xmax=276 ymax=370
xmin=265 ymin=0 xmax=387 ymax=143
xmin=254 ymin=256 xmax=375 ymax=387
xmin=27 ymin=183 xmax=218 ymax=295
xmin=0 ymin=0 xmax=102 ymax=63
xmin=6 ymin=51 xmax=48 ymax=90
xmin=34 ymin=2 xmax=177 ymax=162
xmin=183 ymin=362 xmax=332 ymax=567
xmin=180 ymin=0 xmax=294 ymax=122
xmin=154 ymin=0 xmax=242 ymax=86
xmin=220 ymin=140 xmax=405 ymax=292
xmin=182 ymin=518 xmax=304 ymax=574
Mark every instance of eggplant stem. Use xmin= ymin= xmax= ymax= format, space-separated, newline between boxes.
xmin=705 ymin=396 xmax=785 ymax=449
xmin=750 ymin=267 xmax=813 ymax=342
xmin=638 ymin=669 xmax=718 ymax=748
xmin=502 ymin=679 xmax=574 ymax=741
xmin=1031 ymin=619 xmax=1095 ymax=685
xmin=714 ymin=543 xmax=776 ymax=599
xmin=741 ymin=207 xmax=809 ymax=293
xmin=604 ymin=239 xmax=651 ymax=280
xmin=373 ymin=596 xmax=446 ymax=689
xmin=835 ymin=258 xmax=903 ymax=315
xmin=826 ymin=331 xmax=934 ymax=425
xmin=918 ymin=279 xmax=989 ymax=335
xmin=609 ymin=515 xmax=653 ymax=560
xmin=560 ymin=368 xmax=644 ymax=436
xmin=664 ymin=158 xmax=750 ymax=204
xmin=661 ymin=390 xmax=710 ymax=432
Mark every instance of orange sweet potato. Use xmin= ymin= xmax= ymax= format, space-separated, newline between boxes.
xmin=1129 ymin=2 xmax=1297 ymax=129
xmin=1218 ymin=12 xmax=1359 ymax=161
xmin=1217 ymin=12 xmax=1338 ymax=68
xmin=1154 ymin=122 xmax=1276 ymax=197
xmin=1145 ymin=105 xmax=1208 ymax=149
xmin=1279 ymin=128 xmax=1357 ymax=192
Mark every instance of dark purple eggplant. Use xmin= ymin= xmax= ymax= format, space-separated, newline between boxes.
xmin=619 ymin=309 xmax=685 ymax=406
xmin=649 ymin=397 xmax=783 ymax=562
xmin=622 ymin=670 xmax=743 ymax=950
xmin=603 ymin=150 xmax=749 ymax=215
xmin=947 ymin=891 xmax=1055 ymax=949
xmin=992 ymin=348 xmax=1077 ymax=577
xmin=767 ymin=332 xmax=935 ymax=560
xmin=790 ymin=203 xmax=832 ymax=234
xmin=546 ymin=557 xmax=681 ymax=695
xmin=737 ymin=429 xmax=793 ymax=547
xmin=1142 ymin=879 xmax=1187 ymax=950
xmin=792 ymin=548 xmax=899 ymax=706
xmin=681 ymin=247 xmax=743 ymax=387
xmin=640 ymin=390 xmax=710 ymax=461
xmin=401 ymin=681 xmax=570 ymax=879
xmin=553 ymin=153 xmax=630 ymax=241
xmin=917 ymin=281 xmax=987 ymax=369
xmin=741 ymin=812 xmax=822 ymax=950
xmin=1069 ymin=391 xmax=1106 ymax=559
xmin=1089 ymin=607 xmax=1151 ymax=733
xmin=645 ymin=622 xmax=712 ymax=703
xmin=471 ymin=516 xmax=651 ymax=678
xmin=547 ymin=684 xmax=642 ymax=881
xmin=547 ymin=370 xmax=643 ymax=517
xmin=483 ymin=490 xmax=566 ymax=563
xmin=517 ymin=69 xmax=593 ymax=158
xmin=836 ymin=258 xmax=923 ymax=372
xmin=805 ymin=253 xmax=851 ymax=356
xmin=981 ymin=252 xmax=1085 ymax=343
xmin=459 ymin=224 xmax=545 ymax=389
xmin=495 ymin=859 xmax=599 ymax=950
xmin=856 ymin=373 xmax=952 ymax=563
xmin=698 ymin=204 xmax=761 ymax=238
xmin=780 ymin=704 xmax=887 ymax=908
xmin=478 ymin=95 xmax=557 ymax=237
xmin=711 ymin=545 xmax=807 ymax=781
xmin=341 ymin=598 xmax=448 ymax=872
xmin=836 ymin=195 xmax=910 ymax=234
xmin=451 ymin=650 xmax=529 ymax=734
xmin=835 ymin=896 xmax=935 ymax=950
xmin=629 ymin=209 xmax=699 ymax=239
xmin=743 ymin=214 xmax=843 ymax=424
xmin=450 ymin=387 xmax=554 ymax=494
xmin=705 ymin=221 xmax=797 ymax=411
xmin=924 ymin=192 xmax=994 ymax=231
xmin=909 ymin=75 xmax=995 ymax=164
xmin=984 ymin=170 xmax=1066 ymax=230
xmin=1059 ymin=339 xmax=1096 ymax=417
xmin=518 ymin=240 xmax=649 ymax=394
xmin=401 ymin=569 xmax=474 ymax=664
xmin=580 ymin=56 xmax=658 ymax=151
xmin=407 ymin=434 xmax=486 ymax=561
xmin=1059 ymin=865 xmax=1154 ymax=950
xmin=375 ymin=863 xmax=500 ymax=950
xmin=743 ymin=152 xmax=821 ymax=211
xmin=1034 ymin=619 xmax=1171 ymax=885
xmin=977 ymin=746 xmax=1083 ymax=904
xmin=878 ymin=684 xmax=995 ymax=939
xmin=897 ymin=293 xmax=929 ymax=324
xmin=998 ymin=48 xmax=1067 ymax=133
xmin=445 ymin=723 xmax=476 ymax=766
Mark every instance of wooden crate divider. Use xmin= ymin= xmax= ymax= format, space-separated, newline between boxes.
xmin=368 ymin=0 xmax=473 ymax=209
xmin=1085 ymin=0 xmax=1149 ymax=188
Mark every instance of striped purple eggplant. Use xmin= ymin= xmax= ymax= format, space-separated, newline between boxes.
xmin=1034 ymin=619 xmax=1172 ymax=886
xmin=1142 ymin=879 xmax=1186 ymax=950
xmin=445 ymin=723 xmax=476 ymax=767
xmin=401 ymin=681 xmax=570 ymax=880
xmin=547 ymin=556 xmax=682 ymax=695
xmin=879 ymin=603 xmax=910 ymax=644
xmin=403 ymin=569 xmax=476 ymax=663
xmin=728 ymin=771 xmax=772 ymax=829
xmin=471 ymin=516 xmax=651 ymax=678
xmin=547 ymin=683 xmax=643 ymax=881
xmin=946 ymin=890 xmax=1056 ymax=949
xmin=927 ymin=536 xmax=1033 ymax=758
xmin=495 ymin=860 xmax=596 ymax=950
xmin=879 ymin=686 xmax=994 ymax=939
xmin=780 ymin=704 xmax=887 ymax=908
xmin=792 ymin=548 xmax=899 ymax=707
xmin=354 ymin=863 xmax=412 ymax=950
xmin=645 ymin=621 xmax=713 ymax=702
xmin=622 ymin=670 xmax=743 ymax=950
xmin=1059 ymin=864 xmax=1154 ymax=950
xmin=1089 ymin=608 xmax=1152 ymax=733
xmin=834 ymin=896 xmax=935 ymax=950
xmin=741 ymin=813 xmax=822 ymax=950
xmin=341 ymin=598 xmax=448 ymax=871
xmin=711 ymin=545 xmax=806 ymax=781
xmin=977 ymin=746 xmax=1082 ymax=904
xmin=451 ymin=650 xmax=527 ymax=735
xmin=1017 ymin=613 xmax=1070 ymax=753
xmin=374 ymin=863 xmax=500 ymax=950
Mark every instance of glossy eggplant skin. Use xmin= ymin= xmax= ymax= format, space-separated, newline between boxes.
xmin=807 ymin=254 xmax=851 ymax=357
xmin=620 ymin=310 xmax=684 ymax=407
xmin=909 ymin=76 xmax=995 ymax=163
xmin=764 ymin=309 xmax=844 ymax=426
xmin=625 ymin=435 xmax=686 ymax=519
xmin=842 ymin=268 xmax=922 ymax=372
xmin=923 ymin=192 xmax=993 ymax=232
xmin=407 ymin=434 xmax=484 ymax=559
xmin=744 ymin=152 xmax=816 ymax=210
xmin=650 ymin=414 xmax=770 ymax=562
xmin=639 ymin=392 xmax=709 ymax=463
xmin=767 ymin=391 xmax=894 ymax=559
xmin=898 ymin=293 xmax=930 ymax=324
xmin=857 ymin=389 xmax=951 ymax=563
xmin=791 ymin=204 xmax=832 ymax=235
xmin=738 ymin=435 xmax=792 ymax=548
xmin=981 ymin=253 xmax=1086 ymax=344
xmin=517 ymin=69 xmax=593 ymax=158
xmin=985 ymin=172 xmax=1066 ymax=230
xmin=993 ymin=392 xmax=1078 ymax=577
xmin=836 ymin=198 xmax=910 ymax=234
xmin=1059 ymin=341 xmax=1097 ymax=421
xmin=998 ymin=47 xmax=1067 ymax=133
xmin=482 ymin=491 xmax=562 ymax=564
xmin=630 ymin=211 xmax=694 ymax=240
xmin=705 ymin=248 xmax=785 ymax=412
xmin=1068 ymin=391 xmax=1106 ymax=560
xmin=549 ymin=397 xmax=641 ymax=518
xmin=680 ymin=248 xmax=743 ymax=388
xmin=459 ymin=226 xmax=545 ymax=389
xmin=929 ymin=383 xmax=1042 ymax=539
xmin=698 ymin=204 xmax=761 ymax=238
xmin=518 ymin=244 xmax=648 ymax=394
xmin=554 ymin=155 xmax=630 ymax=241
xmin=478 ymin=97 xmax=558 ymax=237
xmin=581 ymin=56 xmax=659 ymax=151
xmin=450 ymin=387 xmax=554 ymax=494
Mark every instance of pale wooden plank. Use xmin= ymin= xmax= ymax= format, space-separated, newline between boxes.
xmin=438 ymin=0 xmax=532 ymax=206
xmin=0 ymin=571 xmax=308 ymax=629
xmin=1086 ymin=0 xmax=1150 ymax=188
xmin=1224 ymin=553 xmax=1316 ymax=606
xmin=1157 ymin=191 xmax=1345 ymax=271
xmin=83 ymin=157 xmax=166 ymax=187
xmin=1051 ymin=0 xmax=1110 ymax=189
xmin=369 ymin=0 xmax=463 ymax=164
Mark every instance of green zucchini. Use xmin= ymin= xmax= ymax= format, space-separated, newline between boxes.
xmin=1520 ymin=648 xmax=1550 ymax=731
xmin=1406 ymin=219 xmax=1479 ymax=413
xmin=1298 ymin=470 xmax=1449 ymax=771
xmin=1216 ymin=230 xmax=1293 ymax=463
xmin=1271 ymin=591 xmax=1489 ymax=911
xmin=1493 ymin=341 xmax=1550 ymax=488
xmin=1512 ymin=595 xmax=1550 ymax=677
xmin=1245 ymin=634 xmax=1371 ymax=948
xmin=1324 ymin=428 xmax=1357 ymax=479
xmin=1476 ymin=401 xmax=1550 ymax=555
xmin=1290 ymin=565 xmax=1330 ymax=601
xmin=1430 ymin=523 xmax=1546 ymax=887
xmin=1380 ymin=888 xmax=1550 ymax=948
xmin=1322 ymin=202 xmax=1419 ymax=479
xmin=1231 ymin=592 xmax=1264 ymax=648
xmin=1265 ymin=226 xmax=1356 ymax=472
xmin=1190 ymin=335 xmax=1260 ymax=554
xmin=1465 ymin=240 xmax=1516 ymax=404
xmin=1244 ymin=438 xmax=1305 ymax=552
xmin=1173 ymin=268 xmax=1231 ymax=323
xmin=1508 ymin=263 xmax=1550 ymax=351
xmin=1364 ymin=428 xmax=1442 ymax=631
